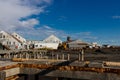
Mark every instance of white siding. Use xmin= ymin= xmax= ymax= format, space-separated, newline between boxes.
xmin=12 ymin=32 xmax=26 ymax=43
xmin=34 ymin=43 xmax=59 ymax=49
xmin=68 ymin=40 xmax=89 ymax=49
xmin=68 ymin=44 xmax=87 ymax=49
xmin=43 ymin=35 xmax=62 ymax=43
xmin=0 ymin=31 xmax=22 ymax=49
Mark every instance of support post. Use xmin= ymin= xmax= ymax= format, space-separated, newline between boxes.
xmin=62 ymin=54 xmax=64 ymax=60
xmin=81 ymin=49 xmax=84 ymax=61
xmin=33 ymin=51 xmax=36 ymax=59
xmin=56 ymin=54 xmax=59 ymax=60
xmin=41 ymin=53 xmax=43 ymax=59
xmin=52 ymin=52 xmax=54 ymax=59
xmin=67 ymin=54 xmax=70 ymax=60
xmin=78 ymin=53 xmax=81 ymax=61
xmin=20 ymin=53 xmax=22 ymax=58
xmin=0 ymin=71 xmax=6 ymax=80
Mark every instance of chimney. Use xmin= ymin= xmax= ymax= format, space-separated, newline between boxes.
xmin=67 ymin=36 xmax=71 ymax=41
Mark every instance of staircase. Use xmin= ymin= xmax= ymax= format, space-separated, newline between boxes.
xmin=3 ymin=45 xmax=11 ymax=50
xmin=0 ymin=43 xmax=11 ymax=50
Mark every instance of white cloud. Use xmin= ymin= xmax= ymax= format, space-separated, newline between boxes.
xmin=43 ymin=25 xmax=52 ymax=29
xmin=75 ymin=32 xmax=91 ymax=36
xmin=15 ymin=25 xmax=67 ymax=40
xmin=98 ymin=39 xmax=120 ymax=45
xmin=0 ymin=0 xmax=52 ymax=32
xmin=0 ymin=0 xmax=99 ymax=43
xmin=112 ymin=16 xmax=120 ymax=19
xmin=70 ymin=32 xmax=97 ymax=41
xmin=58 ymin=16 xmax=67 ymax=22
xmin=20 ymin=19 xmax=39 ymax=28
xmin=43 ymin=0 xmax=53 ymax=4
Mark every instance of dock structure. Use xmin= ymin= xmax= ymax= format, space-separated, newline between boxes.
xmin=0 ymin=50 xmax=84 ymax=61
xmin=0 ymin=50 xmax=119 ymax=80
xmin=0 ymin=50 xmax=48 ymax=60
xmin=0 ymin=60 xmax=119 ymax=80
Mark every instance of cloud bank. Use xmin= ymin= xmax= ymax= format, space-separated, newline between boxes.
xmin=0 ymin=0 xmax=52 ymax=31
xmin=112 ymin=16 xmax=120 ymax=19
xmin=0 ymin=0 xmax=89 ymax=39
xmin=0 ymin=0 xmax=98 ymax=43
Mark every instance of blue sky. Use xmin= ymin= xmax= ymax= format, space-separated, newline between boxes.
xmin=38 ymin=0 xmax=120 ymax=45
xmin=0 ymin=0 xmax=120 ymax=45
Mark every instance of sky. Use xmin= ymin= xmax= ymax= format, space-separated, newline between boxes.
xmin=0 ymin=0 xmax=120 ymax=45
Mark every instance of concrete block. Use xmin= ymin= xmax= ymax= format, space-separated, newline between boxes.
xmin=0 ymin=71 xmax=6 ymax=80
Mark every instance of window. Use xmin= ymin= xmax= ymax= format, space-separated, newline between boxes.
xmin=7 ymin=41 xmax=9 ymax=45
xmin=0 ymin=33 xmax=2 ymax=38
xmin=35 ymin=45 xmax=38 ymax=47
xmin=13 ymin=42 xmax=15 ymax=45
xmin=40 ymin=45 xmax=42 ymax=47
xmin=9 ymin=42 xmax=11 ymax=45
xmin=3 ymin=35 xmax=5 ymax=38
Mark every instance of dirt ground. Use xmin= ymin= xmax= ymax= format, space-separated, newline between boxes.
xmin=84 ymin=48 xmax=120 ymax=62
xmin=52 ymin=48 xmax=120 ymax=62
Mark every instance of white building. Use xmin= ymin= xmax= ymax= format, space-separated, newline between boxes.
xmin=12 ymin=32 xmax=26 ymax=43
xmin=34 ymin=42 xmax=59 ymax=49
xmin=89 ymin=42 xmax=101 ymax=48
xmin=0 ymin=31 xmax=62 ymax=50
xmin=67 ymin=40 xmax=89 ymax=49
xmin=27 ymin=40 xmax=42 ymax=45
xmin=12 ymin=32 xmax=28 ymax=49
xmin=0 ymin=31 xmax=23 ymax=50
xmin=26 ymin=40 xmax=43 ymax=49
xmin=34 ymin=35 xmax=62 ymax=49
xmin=43 ymin=35 xmax=62 ymax=43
